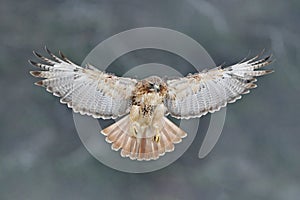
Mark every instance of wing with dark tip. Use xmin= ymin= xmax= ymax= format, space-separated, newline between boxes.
xmin=29 ymin=47 xmax=137 ymax=119
xmin=165 ymin=54 xmax=274 ymax=119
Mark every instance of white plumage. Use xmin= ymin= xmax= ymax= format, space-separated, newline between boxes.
xmin=29 ymin=47 xmax=273 ymax=161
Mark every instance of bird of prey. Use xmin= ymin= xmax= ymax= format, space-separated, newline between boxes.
xmin=29 ymin=48 xmax=273 ymax=161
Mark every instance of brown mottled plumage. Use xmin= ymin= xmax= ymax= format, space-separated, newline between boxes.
xmin=102 ymin=76 xmax=186 ymax=160
xmin=29 ymin=47 xmax=274 ymax=161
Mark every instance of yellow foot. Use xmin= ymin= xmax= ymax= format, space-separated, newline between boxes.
xmin=153 ymin=134 xmax=160 ymax=143
xmin=132 ymin=126 xmax=138 ymax=138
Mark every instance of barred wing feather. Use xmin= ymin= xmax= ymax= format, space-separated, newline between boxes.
xmin=29 ymin=48 xmax=137 ymax=119
xmin=165 ymin=54 xmax=273 ymax=119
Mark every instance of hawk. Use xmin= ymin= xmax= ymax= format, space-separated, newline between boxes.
xmin=29 ymin=48 xmax=273 ymax=161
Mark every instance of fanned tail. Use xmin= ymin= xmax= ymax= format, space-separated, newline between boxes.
xmin=101 ymin=116 xmax=187 ymax=161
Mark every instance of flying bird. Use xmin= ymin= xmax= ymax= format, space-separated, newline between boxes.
xmin=29 ymin=48 xmax=273 ymax=161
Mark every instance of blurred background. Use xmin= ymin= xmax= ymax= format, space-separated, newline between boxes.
xmin=0 ymin=0 xmax=299 ymax=199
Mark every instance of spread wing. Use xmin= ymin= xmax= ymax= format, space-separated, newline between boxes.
xmin=165 ymin=54 xmax=273 ymax=119
xmin=29 ymin=48 xmax=137 ymax=119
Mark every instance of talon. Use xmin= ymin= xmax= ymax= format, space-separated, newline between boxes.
xmin=133 ymin=126 xmax=138 ymax=137
xmin=153 ymin=134 xmax=160 ymax=143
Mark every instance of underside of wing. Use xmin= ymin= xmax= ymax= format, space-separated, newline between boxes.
xmin=29 ymin=47 xmax=137 ymax=119
xmin=165 ymin=53 xmax=274 ymax=119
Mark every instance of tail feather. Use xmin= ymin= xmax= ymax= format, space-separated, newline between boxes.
xmin=157 ymin=138 xmax=166 ymax=156
xmin=129 ymin=139 xmax=138 ymax=159
xmin=102 ymin=116 xmax=129 ymax=143
xmin=164 ymin=117 xmax=187 ymax=139
xmin=111 ymin=132 xmax=127 ymax=151
xmin=120 ymin=134 xmax=133 ymax=156
xmin=100 ymin=115 xmax=187 ymax=161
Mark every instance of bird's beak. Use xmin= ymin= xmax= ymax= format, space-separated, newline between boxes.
xmin=154 ymin=84 xmax=160 ymax=92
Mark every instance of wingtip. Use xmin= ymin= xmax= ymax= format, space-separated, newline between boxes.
xmin=44 ymin=45 xmax=53 ymax=56
xmin=28 ymin=59 xmax=38 ymax=66
xmin=32 ymin=50 xmax=42 ymax=58
xmin=239 ymin=51 xmax=251 ymax=64
xmin=258 ymin=48 xmax=266 ymax=58
xmin=58 ymin=50 xmax=66 ymax=58
xmin=265 ymin=69 xmax=274 ymax=74
xmin=263 ymin=54 xmax=273 ymax=62
xmin=30 ymin=71 xmax=41 ymax=77
xmin=59 ymin=50 xmax=75 ymax=65
xmin=34 ymin=80 xmax=43 ymax=86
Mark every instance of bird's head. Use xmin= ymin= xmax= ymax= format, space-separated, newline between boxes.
xmin=144 ymin=76 xmax=167 ymax=95
xmin=148 ymin=82 xmax=160 ymax=93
